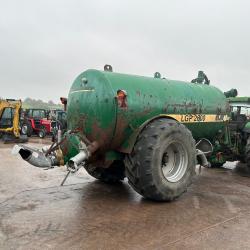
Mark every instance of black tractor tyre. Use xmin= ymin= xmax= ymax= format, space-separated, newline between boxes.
xmin=21 ymin=121 xmax=33 ymax=137
xmin=38 ymin=127 xmax=46 ymax=138
xmin=245 ymin=138 xmax=250 ymax=168
xmin=124 ymin=118 xmax=196 ymax=201
xmin=84 ymin=160 xmax=125 ymax=183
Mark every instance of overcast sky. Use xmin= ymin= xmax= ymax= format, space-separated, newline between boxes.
xmin=0 ymin=0 xmax=249 ymax=102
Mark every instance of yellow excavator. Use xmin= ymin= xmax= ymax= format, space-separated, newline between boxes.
xmin=0 ymin=99 xmax=28 ymax=143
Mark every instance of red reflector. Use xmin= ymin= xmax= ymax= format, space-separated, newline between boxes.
xmin=116 ymin=90 xmax=127 ymax=108
xmin=117 ymin=90 xmax=126 ymax=97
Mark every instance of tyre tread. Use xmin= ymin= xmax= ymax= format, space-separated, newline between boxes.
xmin=124 ymin=118 xmax=196 ymax=201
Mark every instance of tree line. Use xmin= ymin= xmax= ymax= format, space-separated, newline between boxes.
xmin=22 ymin=98 xmax=63 ymax=110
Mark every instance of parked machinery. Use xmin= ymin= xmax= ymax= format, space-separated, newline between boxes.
xmin=228 ymin=96 xmax=250 ymax=119
xmin=21 ymin=109 xmax=52 ymax=138
xmin=14 ymin=66 xmax=250 ymax=201
xmin=0 ymin=99 xmax=27 ymax=143
xmin=50 ymin=109 xmax=67 ymax=142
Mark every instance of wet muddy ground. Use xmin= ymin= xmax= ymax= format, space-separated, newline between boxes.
xmin=0 ymin=138 xmax=250 ymax=249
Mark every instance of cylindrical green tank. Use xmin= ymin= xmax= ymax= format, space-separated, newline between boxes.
xmin=63 ymin=69 xmax=229 ymax=159
xmin=16 ymin=68 xmax=232 ymax=201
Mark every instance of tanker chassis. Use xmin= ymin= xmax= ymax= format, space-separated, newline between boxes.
xmin=14 ymin=66 xmax=250 ymax=201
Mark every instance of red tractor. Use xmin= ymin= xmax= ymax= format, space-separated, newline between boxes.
xmin=21 ymin=109 xmax=52 ymax=138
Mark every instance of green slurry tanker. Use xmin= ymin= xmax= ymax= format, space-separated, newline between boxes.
xmin=14 ymin=66 xmax=250 ymax=201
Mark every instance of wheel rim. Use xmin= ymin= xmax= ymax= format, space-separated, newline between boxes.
xmin=22 ymin=125 xmax=28 ymax=134
xmin=38 ymin=131 xmax=44 ymax=138
xmin=161 ymin=141 xmax=188 ymax=183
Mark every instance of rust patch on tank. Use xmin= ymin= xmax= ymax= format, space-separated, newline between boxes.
xmin=90 ymin=120 xmax=114 ymax=150
xmin=111 ymin=114 xmax=129 ymax=149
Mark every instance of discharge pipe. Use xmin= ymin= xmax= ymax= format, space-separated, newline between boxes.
xmin=12 ymin=145 xmax=58 ymax=168
xmin=66 ymin=140 xmax=99 ymax=172
xmin=195 ymin=138 xmax=213 ymax=167
xmin=196 ymin=149 xmax=210 ymax=167
xmin=66 ymin=141 xmax=90 ymax=172
xmin=12 ymin=134 xmax=99 ymax=172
